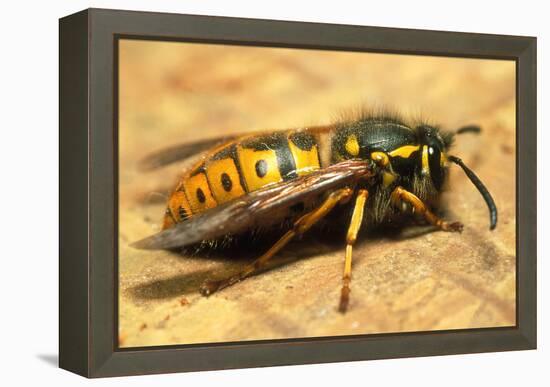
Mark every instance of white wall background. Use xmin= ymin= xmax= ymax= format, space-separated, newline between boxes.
xmin=1 ymin=0 xmax=546 ymax=385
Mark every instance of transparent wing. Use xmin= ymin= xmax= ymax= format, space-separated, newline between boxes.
xmin=138 ymin=135 xmax=237 ymax=171
xmin=138 ymin=125 xmax=335 ymax=171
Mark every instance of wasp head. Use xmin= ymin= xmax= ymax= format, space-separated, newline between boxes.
xmin=416 ymin=124 xmax=497 ymax=230
xmin=415 ymin=125 xmax=454 ymax=191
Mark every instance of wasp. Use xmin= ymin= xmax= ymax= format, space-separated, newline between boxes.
xmin=132 ymin=112 xmax=497 ymax=313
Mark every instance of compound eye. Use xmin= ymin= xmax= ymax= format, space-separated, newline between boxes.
xmin=428 ymin=146 xmax=445 ymax=190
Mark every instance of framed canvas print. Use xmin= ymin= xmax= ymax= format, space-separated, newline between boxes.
xmin=59 ymin=8 xmax=537 ymax=378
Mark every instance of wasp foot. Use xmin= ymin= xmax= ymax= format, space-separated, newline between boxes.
xmin=200 ymin=276 xmax=242 ymax=296
xmin=441 ymin=221 xmax=464 ymax=232
xmin=338 ymin=285 xmax=350 ymax=313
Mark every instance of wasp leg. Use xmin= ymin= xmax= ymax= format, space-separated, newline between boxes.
xmin=390 ymin=186 xmax=463 ymax=232
xmin=200 ymin=188 xmax=353 ymax=296
xmin=339 ymin=189 xmax=368 ymax=313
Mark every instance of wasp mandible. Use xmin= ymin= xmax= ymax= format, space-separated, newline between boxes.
xmin=133 ymin=112 xmax=497 ymax=313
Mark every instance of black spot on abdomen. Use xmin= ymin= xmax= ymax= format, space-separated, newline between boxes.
xmin=221 ymin=173 xmax=233 ymax=192
xmin=255 ymin=159 xmax=268 ymax=177
xmin=196 ymin=188 xmax=206 ymax=203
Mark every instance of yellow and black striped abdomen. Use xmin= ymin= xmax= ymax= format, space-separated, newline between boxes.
xmin=162 ymin=130 xmax=322 ymax=229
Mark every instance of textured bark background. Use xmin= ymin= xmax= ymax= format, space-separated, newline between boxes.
xmin=118 ymin=39 xmax=516 ymax=347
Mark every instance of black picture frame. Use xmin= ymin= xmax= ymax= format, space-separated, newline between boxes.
xmin=59 ymin=8 xmax=537 ymax=378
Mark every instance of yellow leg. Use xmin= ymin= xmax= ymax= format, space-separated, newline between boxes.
xmin=200 ymin=188 xmax=353 ymax=296
xmin=339 ymin=189 xmax=369 ymax=313
xmin=390 ymin=186 xmax=463 ymax=232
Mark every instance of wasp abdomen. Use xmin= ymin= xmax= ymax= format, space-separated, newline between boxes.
xmin=163 ymin=129 xmax=324 ymax=229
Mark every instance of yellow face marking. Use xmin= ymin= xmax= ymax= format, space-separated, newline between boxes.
xmin=183 ymin=172 xmax=217 ymax=213
xmin=421 ymin=145 xmax=430 ymax=175
xmin=237 ymin=145 xmax=282 ymax=192
xmin=440 ymin=151 xmax=447 ymax=167
xmin=388 ymin=145 xmax=420 ymax=159
xmin=344 ymin=134 xmax=360 ymax=157
xmin=205 ymin=157 xmax=246 ymax=204
xmin=370 ymin=151 xmax=390 ymax=167
xmin=288 ymin=138 xmax=320 ymax=176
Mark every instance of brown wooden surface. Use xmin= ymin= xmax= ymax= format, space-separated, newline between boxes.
xmin=118 ymin=40 xmax=516 ymax=347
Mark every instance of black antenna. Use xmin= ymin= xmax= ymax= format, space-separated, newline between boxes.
xmin=448 ymin=156 xmax=497 ymax=230
xmin=456 ymin=125 xmax=481 ymax=135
